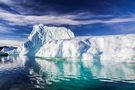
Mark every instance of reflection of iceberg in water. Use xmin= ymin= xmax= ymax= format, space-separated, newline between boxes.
xmin=0 ymin=56 xmax=24 ymax=70
xmin=24 ymin=57 xmax=135 ymax=85
xmin=90 ymin=62 xmax=135 ymax=83
xmin=0 ymin=56 xmax=30 ymax=90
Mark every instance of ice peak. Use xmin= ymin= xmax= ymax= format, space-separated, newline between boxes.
xmin=21 ymin=24 xmax=75 ymax=56
xmin=29 ymin=24 xmax=75 ymax=42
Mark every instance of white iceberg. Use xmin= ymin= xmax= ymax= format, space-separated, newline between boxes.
xmin=20 ymin=24 xmax=75 ymax=56
xmin=7 ymin=47 xmax=21 ymax=56
xmin=20 ymin=24 xmax=135 ymax=62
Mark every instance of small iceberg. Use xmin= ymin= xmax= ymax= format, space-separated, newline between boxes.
xmin=0 ymin=52 xmax=8 ymax=56
xmin=0 ymin=47 xmax=8 ymax=56
xmin=0 ymin=46 xmax=19 ymax=57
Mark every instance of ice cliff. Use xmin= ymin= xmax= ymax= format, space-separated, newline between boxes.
xmin=20 ymin=24 xmax=135 ymax=62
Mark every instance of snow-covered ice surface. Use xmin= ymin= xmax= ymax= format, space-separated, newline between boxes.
xmin=20 ymin=24 xmax=135 ymax=62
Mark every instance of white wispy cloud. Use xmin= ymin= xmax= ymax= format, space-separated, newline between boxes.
xmin=0 ymin=0 xmax=134 ymax=25
xmin=0 ymin=39 xmax=23 ymax=47
xmin=0 ymin=25 xmax=15 ymax=34
xmin=0 ymin=0 xmax=14 ymax=5
xmin=1 ymin=11 xmax=135 ymax=26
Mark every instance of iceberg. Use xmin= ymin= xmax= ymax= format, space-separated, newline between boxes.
xmin=20 ymin=24 xmax=135 ymax=62
xmin=20 ymin=24 xmax=75 ymax=56
xmin=1 ymin=46 xmax=21 ymax=56
xmin=0 ymin=46 xmax=18 ymax=56
xmin=7 ymin=47 xmax=21 ymax=56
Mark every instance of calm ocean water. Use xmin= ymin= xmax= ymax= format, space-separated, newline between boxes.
xmin=0 ymin=56 xmax=135 ymax=90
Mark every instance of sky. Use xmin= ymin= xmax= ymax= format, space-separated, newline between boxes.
xmin=1 ymin=0 xmax=135 ymax=46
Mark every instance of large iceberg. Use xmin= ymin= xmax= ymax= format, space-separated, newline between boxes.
xmin=20 ymin=24 xmax=135 ymax=62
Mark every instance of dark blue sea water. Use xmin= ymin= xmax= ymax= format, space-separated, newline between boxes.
xmin=0 ymin=56 xmax=135 ymax=90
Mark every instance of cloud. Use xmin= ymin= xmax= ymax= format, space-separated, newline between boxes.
xmin=0 ymin=0 xmax=135 ymax=40
xmin=0 ymin=0 xmax=14 ymax=5
xmin=0 ymin=25 xmax=15 ymax=34
xmin=0 ymin=39 xmax=23 ymax=47
xmin=0 ymin=0 xmax=92 ymax=15
xmin=0 ymin=22 xmax=30 ymax=40
xmin=0 ymin=0 xmax=135 ymax=26
xmin=1 ymin=11 xmax=135 ymax=26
